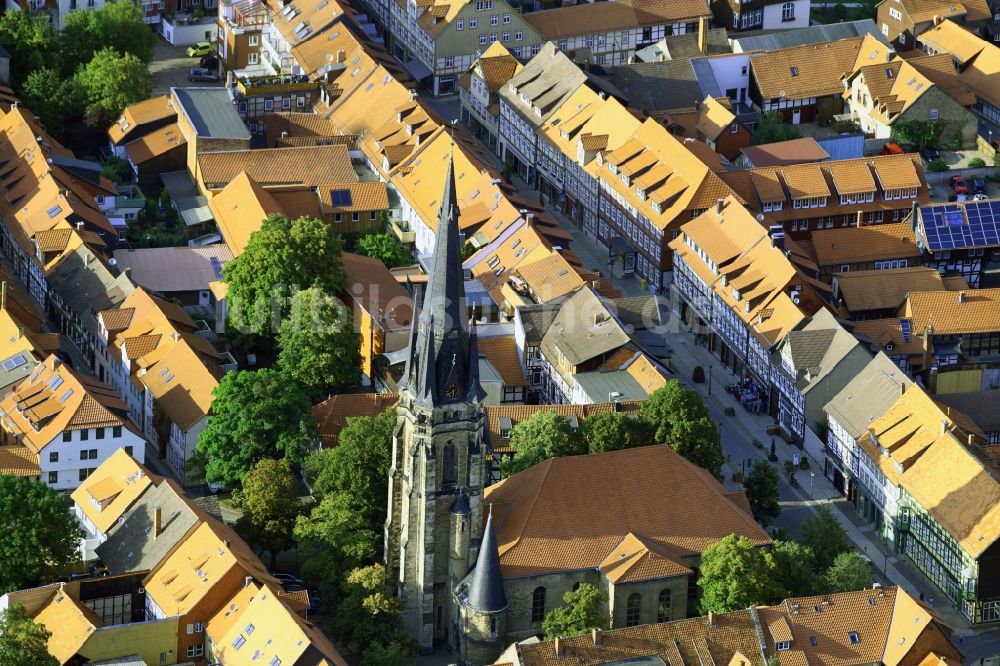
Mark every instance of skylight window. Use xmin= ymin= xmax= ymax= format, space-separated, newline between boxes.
xmin=848 ymin=632 xmax=860 ymax=644
xmin=790 ymin=66 xmax=799 ymax=77
xmin=233 ymin=634 xmax=246 ymax=650
xmin=246 ymin=623 xmax=255 ymax=635
xmin=1 ymin=354 xmax=27 ymax=371
xmin=59 ymin=389 xmax=74 ymax=403
xmin=48 ymin=375 xmax=64 ymax=391
xmin=47 ymin=205 xmax=63 ymax=219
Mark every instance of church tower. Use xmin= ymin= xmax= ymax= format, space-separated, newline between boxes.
xmin=385 ymin=154 xmax=488 ymax=653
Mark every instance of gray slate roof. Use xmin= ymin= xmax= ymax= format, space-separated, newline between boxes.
xmin=47 ymin=247 xmax=134 ymax=338
xmin=172 ymin=87 xmax=251 ymax=140
xmin=539 ymin=288 xmax=630 ymax=367
xmin=460 ymin=510 xmax=507 ymax=613
xmin=517 ymin=303 xmax=560 ymax=346
xmin=608 ymin=59 xmax=705 ymax=113
xmin=499 ymin=43 xmax=587 ymax=128
xmin=730 ymin=20 xmax=888 ymax=53
xmin=824 ymin=352 xmax=912 ymax=439
xmin=96 ymin=479 xmax=200 ymax=574
xmin=779 ymin=309 xmax=864 ymax=394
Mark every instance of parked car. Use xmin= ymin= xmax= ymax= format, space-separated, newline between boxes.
xmin=972 ymin=178 xmax=986 ymax=195
xmin=973 ymin=193 xmax=989 ymax=201
xmin=187 ymin=41 xmax=213 ymax=57
xmin=207 ymin=481 xmax=229 ymax=493
xmin=199 ymin=54 xmax=218 ymax=69
xmin=922 ymin=148 xmax=941 ymax=162
xmin=951 ymin=174 xmax=969 ymax=194
xmin=881 ymin=142 xmax=904 ymax=156
xmin=189 ymin=67 xmax=221 ymax=82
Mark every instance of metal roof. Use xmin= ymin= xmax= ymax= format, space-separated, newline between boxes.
xmin=171 ymin=87 xmax=251 ymax=140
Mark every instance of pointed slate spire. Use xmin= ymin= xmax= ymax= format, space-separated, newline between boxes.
xmin=420 ymin=151 xmax=465 ymax=340
xmin=465 ymin=506 xmax=507 ymax=613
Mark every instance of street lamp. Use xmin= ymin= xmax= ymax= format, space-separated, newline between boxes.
xmin=708 ymin=365 xmax=713 ymax=396
xmin=809 ymin=470 xmax=816 ymax=499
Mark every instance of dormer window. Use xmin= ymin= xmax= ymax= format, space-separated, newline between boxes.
xmin=621 ymin=173 xmax=630 ymax=186
xmin=635 ymin=186 xmax=645 ymax=200
xmin=776 ymin=642 xmax=791 ymax=651
xmin=732 ymin=288 xmax=740 ymax=301
xmin=651 ymin=201 xmax=662 ymax=214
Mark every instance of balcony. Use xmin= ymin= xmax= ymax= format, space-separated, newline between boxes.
xmin=391 ymin=219 xmax=416 ymax=244
xmin=236 ymin=74 xmax=317 ymax=97
xmin=219 ymin=351 xmax=238 ymax=373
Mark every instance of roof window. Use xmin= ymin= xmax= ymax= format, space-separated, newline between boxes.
xmin=848 ymin=632 xmax=860 ymax=644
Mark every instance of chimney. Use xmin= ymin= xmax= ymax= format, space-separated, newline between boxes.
xmin=769 ymin=225 xmax=785 ymax=250
xmin=76 ymin=221 xmax=84 ymax=230
xmin=969 ymin=433 xmax=976 ymax=446
xmin=901 ymin=381 xmax=906 ymax=395
xmin=337 ymin=48 xmax=346 ymax=63
xmin=555 ymin=637 xmax=564 ymax=659
xmin=716 ymin=197 xmax=725 ymax=215
xmin=244 ymin=575 xmax=253 ymax=588
xmin=698 ymin=15 xmax=709 ymax=54
xmin=592 ymin=628 xmax=603 ymax=647
xmin=153 ymin=506 xmax=161 ymax=540
xmin=933 ymin=14 xmax=943 ymax=25
xmin=124 ymin=267 xmax=132 ymax=280
xmin=958 ymin=290 xmax=966 ymax=304
xmin=709 ymin=611 xmax=717 ymax=627
xmin=941 ymin=419 xmax=948 ymax=435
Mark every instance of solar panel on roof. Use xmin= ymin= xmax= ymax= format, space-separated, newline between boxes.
xmin=329 ymin=189 xmax=352 ymax=207
xmin=945 ymin=210 xmax=964 ymax=227
xmin=900 ymin=318 xmax=911 ymax=343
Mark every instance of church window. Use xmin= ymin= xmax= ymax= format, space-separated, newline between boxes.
xmin=443 ymin=442 xmax=458 ymax=484
xmin=626 ymin=593 xmax=642 ymax=627
xmin=490 ymin=616 xmax=498 ymax=635
xmin=657 ymin=589 xmax=672 ymax=622
xmin=531 ymin=587 xmax=546 ymax=622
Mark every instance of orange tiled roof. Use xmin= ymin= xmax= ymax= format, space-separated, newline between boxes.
xmin=197 ymin=145 xmax=357 ymax=190
xmin=486 ymin=445 xmax=770 ymax=577
xmin=810 ymin=222 xmax=921 ymax=267
xmin=477 ymin=335 xmax=528 ymax=387
xmin=0 ymin=445 xmax=39 ymax=476
xmin=902 ymin=288 xmax=1000 ymax=335
xmin=751 ymin=37 xmax=867 ymax=100
xmin=312 ymin=392 xmax=399 ymax=447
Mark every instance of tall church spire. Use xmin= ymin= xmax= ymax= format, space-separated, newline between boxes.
xmin=406 ymin=151 xmax=480 ymax=406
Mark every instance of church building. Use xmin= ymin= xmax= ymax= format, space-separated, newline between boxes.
xmin=385 ymin=157 xmax=772 ymax=665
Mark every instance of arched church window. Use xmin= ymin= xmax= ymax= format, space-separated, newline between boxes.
xmin=626 ymin=593 xmax=642 ymax=627
xmin=657 ymin=589 xmax=672 ymax=622
xmin=531 ymin=587 xmax=546 ymax=623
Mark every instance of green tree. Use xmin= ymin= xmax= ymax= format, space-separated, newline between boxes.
xmin=329 ymin=564 xmax=406 ymax=652
xmin=0 ymin=603 xmax=58 ymax=666
xmin=236 ymin=459 xmax=302 ymax=567
xmin=698 ymin=534 xmax=783 ymax=613
xmin=304 ymin=409 xmax=394 ymax=527
xmin=0 ymin=476 xmax=84 ymax=593
xmin=355 ymin=232 xmax=413 ymax=268
xmin=751 ymin=111 xmax=801 ymax=145
xmin=74 ymin=49 xmax=151 ymax=123
xmin=361 ymin=641 xmax=415 ymax=666
xmin=294 ymin=493 xmax=378 ymax=598
xmin=800 ymin=506 xmax=851 ymax=569
xmin=19 ymin=68 xmax=83 ymax=139
xmin=639 ymin=381 xmax=724 ymax=475
xmin=500 ymin=411 xmax=586 ymax=477
xmin=743 ymin=461 xmax=781 ymax=527
xmin=277 ymin=288 xmax=361 ymax=396
xmin=770 ymin=540 xmax=817 ymax=597
xmin=196 ymin=369 xmax=317 ymax=486
xmin=224 ymin=214 xmax=346 ymax=336
xmin=541 ymin=583 xmax=608 ymax=640
xmin=0 ymin=11 xmax=56 ymax=87
xmin=59 ymin=1 xmax=155 ymax=70
xmin=890 ymin=119 xmax=945 ymax=150
xmin=583 ymin=411 xmax=649 ymax=453
xmin=824 ymin=552 xmax=873 ymax=593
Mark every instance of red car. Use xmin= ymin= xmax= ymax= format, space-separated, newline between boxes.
xmin=951 ymin=175 xmax=968 ymax=194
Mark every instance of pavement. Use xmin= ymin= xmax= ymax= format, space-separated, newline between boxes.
xmin=150 ymin=39 xmax=225 ymax=96
xmin=663 ymin=328 xmax=1000 ymax=656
